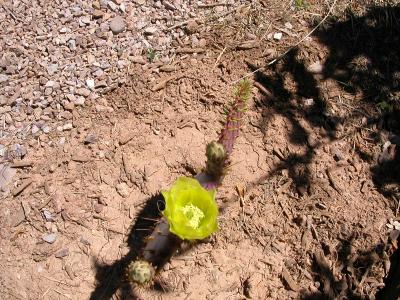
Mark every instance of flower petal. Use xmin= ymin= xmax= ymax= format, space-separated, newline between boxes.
xmin=161 ymin=177 xmax=218 ymax=240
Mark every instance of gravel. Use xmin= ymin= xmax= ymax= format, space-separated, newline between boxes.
xmin=0 ymin=0 xmax=249 ymax=146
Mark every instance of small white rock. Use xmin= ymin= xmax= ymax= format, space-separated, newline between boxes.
xmin=93 ymin=69 xmax=104 ymax=77
xmin=117 ymin=60 xmax=126 ymax=68
xmin=66 ymin=94 xmax=76 ymax=102
xmin=383 ymin=141 xmax=392 ymax=149
xmin=86 ymin=78 xmax=95 ymax=89
xmin=47 ymin=64 xmax=58 ymax=75
xmin=42 ymin=209 xmax=53 ymax=221
xmin=76 ymin=88 xmax=91 ymax=97
xmin=87 ymin=54 xmax=96 ymax=64
xmin=63 ymin=123 xmax=73 ymax=131
xmin=74 ymin=96 xmax=85 ymax=106
xmin=45 ymin=80 xmax=56 ymax=87
xmin=80 ymin=16 xmax=91 ymax=25
xmin=304 ymin=98 xmax=314 ymax=106
xmin=0 ymin=145 xmax=6 ymax=157
xmin=32 ymin=125 xmax=40 ymax=134
xmin=108 ymin=0 xmax=118 ymax=11
xmin=0 ymin=74 xmax=9 ymax=83
xmin=308 ymin=61 xmax=324 ymax=74
xmin=116 ymin=182 xmax=130 ymax=198
xmin=68 ymin=39 xmax=76 ymax=50
xmin=120 ymin=3 xmax=126 ymax=12
xmin=284 ymin=22 xmax=293 ymax=30
xmin=393 ymin=221 xmax=400 ymax=230
xmin=42 ymin=233 xmax=57 ymax=244
xmin=144 ymin=26 xmax=158 ymax=35
xmin=273 ymin=32 xmax=282 ymax=40
xmin=42 ymin=126 xmax=51 ymax=134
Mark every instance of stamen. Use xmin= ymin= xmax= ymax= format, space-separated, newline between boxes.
xmin=181 ymin=203 xmax=205 ymax=229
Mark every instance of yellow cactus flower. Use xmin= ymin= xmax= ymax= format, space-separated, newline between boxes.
xmin=161 ymin=177 xmax=218 ymax=240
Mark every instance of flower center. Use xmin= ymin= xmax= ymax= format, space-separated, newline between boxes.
xmin=181 ymin=203 xmax=205 ymax=229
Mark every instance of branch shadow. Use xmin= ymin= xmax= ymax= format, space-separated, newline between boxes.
xmin=248 ymin=4 xmax=400 ymax=195
xmin=376 ymin=231 xmax=400 ymax=300
xmin=314 ymin=4 xmax=400 ymax=205
xmin=248 ymin=46 xmax=336 ymax=195
xmin=246 ymin=4 xmax=400 ymax=298
xmin=89 ymin=193 xmax=165 ymax=300
xmin=300 ymin=233 xmax=385 ymax=300
xmin=89 ymin=4 xmax=400 ymax=299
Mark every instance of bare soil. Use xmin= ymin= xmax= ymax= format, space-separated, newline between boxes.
xmin=1 ymin=1 xmax=400 ymax=300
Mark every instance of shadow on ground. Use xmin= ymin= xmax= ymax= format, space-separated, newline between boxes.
xmin=249 ymin=3 xmax=399 ymax=298
xmin=376 ymin=231 xmax=400 ymax=300
xmin=89 ymin=194 xmax=165 ymax=300
xmin=299 ymin=232 xmax=386 ymax=300
xmin=89 ymin=4 xmax=400 ymax=299
xmin=251 ymin=4 xmax=399 ymax=197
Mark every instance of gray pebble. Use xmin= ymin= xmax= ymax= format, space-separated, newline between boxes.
xmin=84 ymin=133 xmax=99 ymax=144
xmin=144 ymin=26 xmax=158 ymax=35
xmin=42 ymin=209 xmax=53 ymax=221
xmin=93 ymin=68 xmax=104 ymax=77
xmin=55 ymin=248 xmax=69 ymax=258
xmin=0 ymin=74 xmax=9 ymax=83
xmin=74 ymin=96 xmax=85 ymax=106
xmin=42 ymin=233 xmax=57 ymax=244
xmin=42 ymin=125 xmax=51 ymax=134
xmin=76 ymin=88 xmax=91 ymax=97
xmin=110 ymin=16 xmax=126 ymax=34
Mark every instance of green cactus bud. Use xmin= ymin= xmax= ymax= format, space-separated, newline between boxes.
xmin=127 ymin=260 xmax=155 ymax=285
xmin=206 ymin=141 xmax=226 ymax=164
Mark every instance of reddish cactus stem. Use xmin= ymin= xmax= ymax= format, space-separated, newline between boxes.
xmin=200 ymin=79 xmax=251 ymax=188
xmin=218 ymin=81 xmax=250 ymax=156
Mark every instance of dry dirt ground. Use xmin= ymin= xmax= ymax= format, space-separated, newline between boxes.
xmin=1 ymin=1 xmax=400 ymax=300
